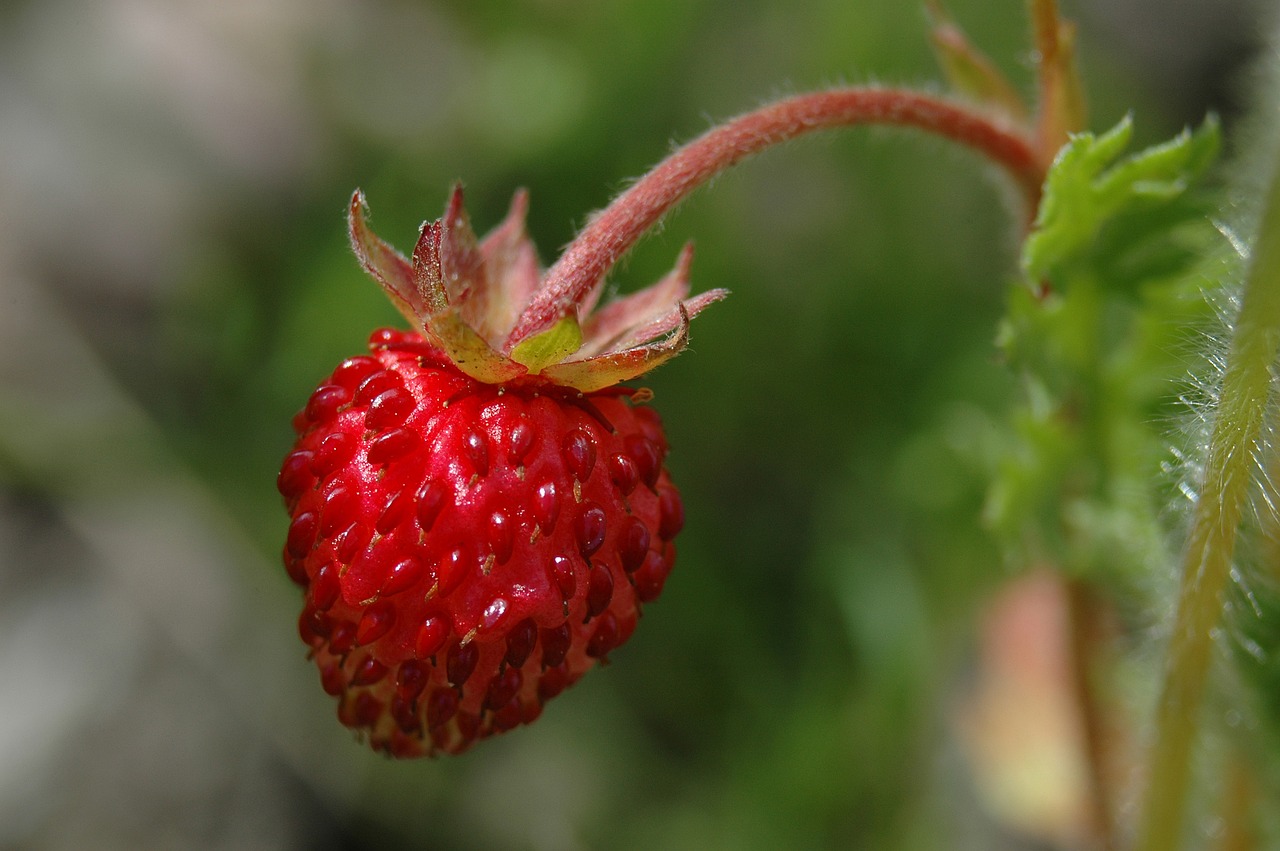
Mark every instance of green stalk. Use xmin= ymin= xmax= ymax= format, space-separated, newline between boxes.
xmin=1134 ymin=145 xmax=1280 ymax=851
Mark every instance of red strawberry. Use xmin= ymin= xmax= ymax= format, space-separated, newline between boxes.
xmin=279 ymin=186 xmax=723 ymax=756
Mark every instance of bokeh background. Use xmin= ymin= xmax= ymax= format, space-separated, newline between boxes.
xmin=0 ymin=0 xmax=1269 ymax=848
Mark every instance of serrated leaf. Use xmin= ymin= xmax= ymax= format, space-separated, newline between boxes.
xmin=1023 ymin=115 xmax=1221 ymax=282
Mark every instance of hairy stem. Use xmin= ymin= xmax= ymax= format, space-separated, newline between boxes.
xmin=1134 ymin=145 xmax=1280 ymax=851
xmin=509 ymin=88 xmax=1043 ymax=345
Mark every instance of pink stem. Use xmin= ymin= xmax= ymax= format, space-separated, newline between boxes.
xmin=510 ymin=87 xmax=1044 ymax=345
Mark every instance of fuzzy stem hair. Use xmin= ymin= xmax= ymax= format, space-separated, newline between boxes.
xmin=1134 ymin=140 xmax=1280 ymax=851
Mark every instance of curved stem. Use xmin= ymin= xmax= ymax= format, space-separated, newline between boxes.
xmin=1134 ymin=143 xmax=1280 ymax=851
xmin=508 ymin=88 xmax=1044 ymax=345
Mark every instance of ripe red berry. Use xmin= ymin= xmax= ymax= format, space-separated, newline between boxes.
xmin=279 ymin=186 xmax=723 ymax=756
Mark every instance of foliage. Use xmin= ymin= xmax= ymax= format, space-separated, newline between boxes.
xmin=991 ymin=116 xmax=1224 ymax=586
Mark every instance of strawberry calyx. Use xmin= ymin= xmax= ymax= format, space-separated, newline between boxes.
xmin=349 ymin=187 xmax=726 ymax=393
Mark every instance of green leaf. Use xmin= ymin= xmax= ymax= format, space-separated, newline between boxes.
xmin=1022 ymin=115 xmax=1221 ymax=283
xmin=990 ymin=117 xmax=1226 ymax=586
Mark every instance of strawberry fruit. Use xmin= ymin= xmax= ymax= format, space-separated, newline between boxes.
xmin=278 ymin=187 xmax=722 ymax=756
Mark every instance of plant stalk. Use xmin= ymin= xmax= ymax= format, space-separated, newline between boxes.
xmin=1066 ymin=579 xmax=1117 ymax=851
xmin=1214 ymin=750 xmax=1260 ymax=851
xmin=1133 ymin=145 xmax=1280 ymax=851
xmin=509 ymin=88 xmax=1043 ymax=345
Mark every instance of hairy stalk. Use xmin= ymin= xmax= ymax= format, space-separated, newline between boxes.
xmin=508 ymin=88 xmax=1043 ymax=345
xmin=1134 ymin=145 xmax=1280 ymax=851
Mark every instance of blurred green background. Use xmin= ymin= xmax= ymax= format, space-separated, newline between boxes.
xmin=0 ymin=0 xmax=1268 ymax=848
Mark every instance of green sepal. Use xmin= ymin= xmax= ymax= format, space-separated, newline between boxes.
xmin=426 ymin=309 xmax=528 ymax=384
xmin=541 ymin=306 xmax=689 ymax=393
xmin=509 ymin=314 xmax=584 ymax=373
xmin=926 ymin=1 xmax=1027 ymax=120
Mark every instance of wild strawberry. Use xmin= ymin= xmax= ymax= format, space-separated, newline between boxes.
xmin=279 ymin=186 xmax=723 ymax=756
xmin=277 ymin=60 xmax=1048 ymax=758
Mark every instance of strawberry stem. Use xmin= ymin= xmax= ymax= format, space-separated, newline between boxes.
xmin=509 ymin=87 xmax=1044 ymax=346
